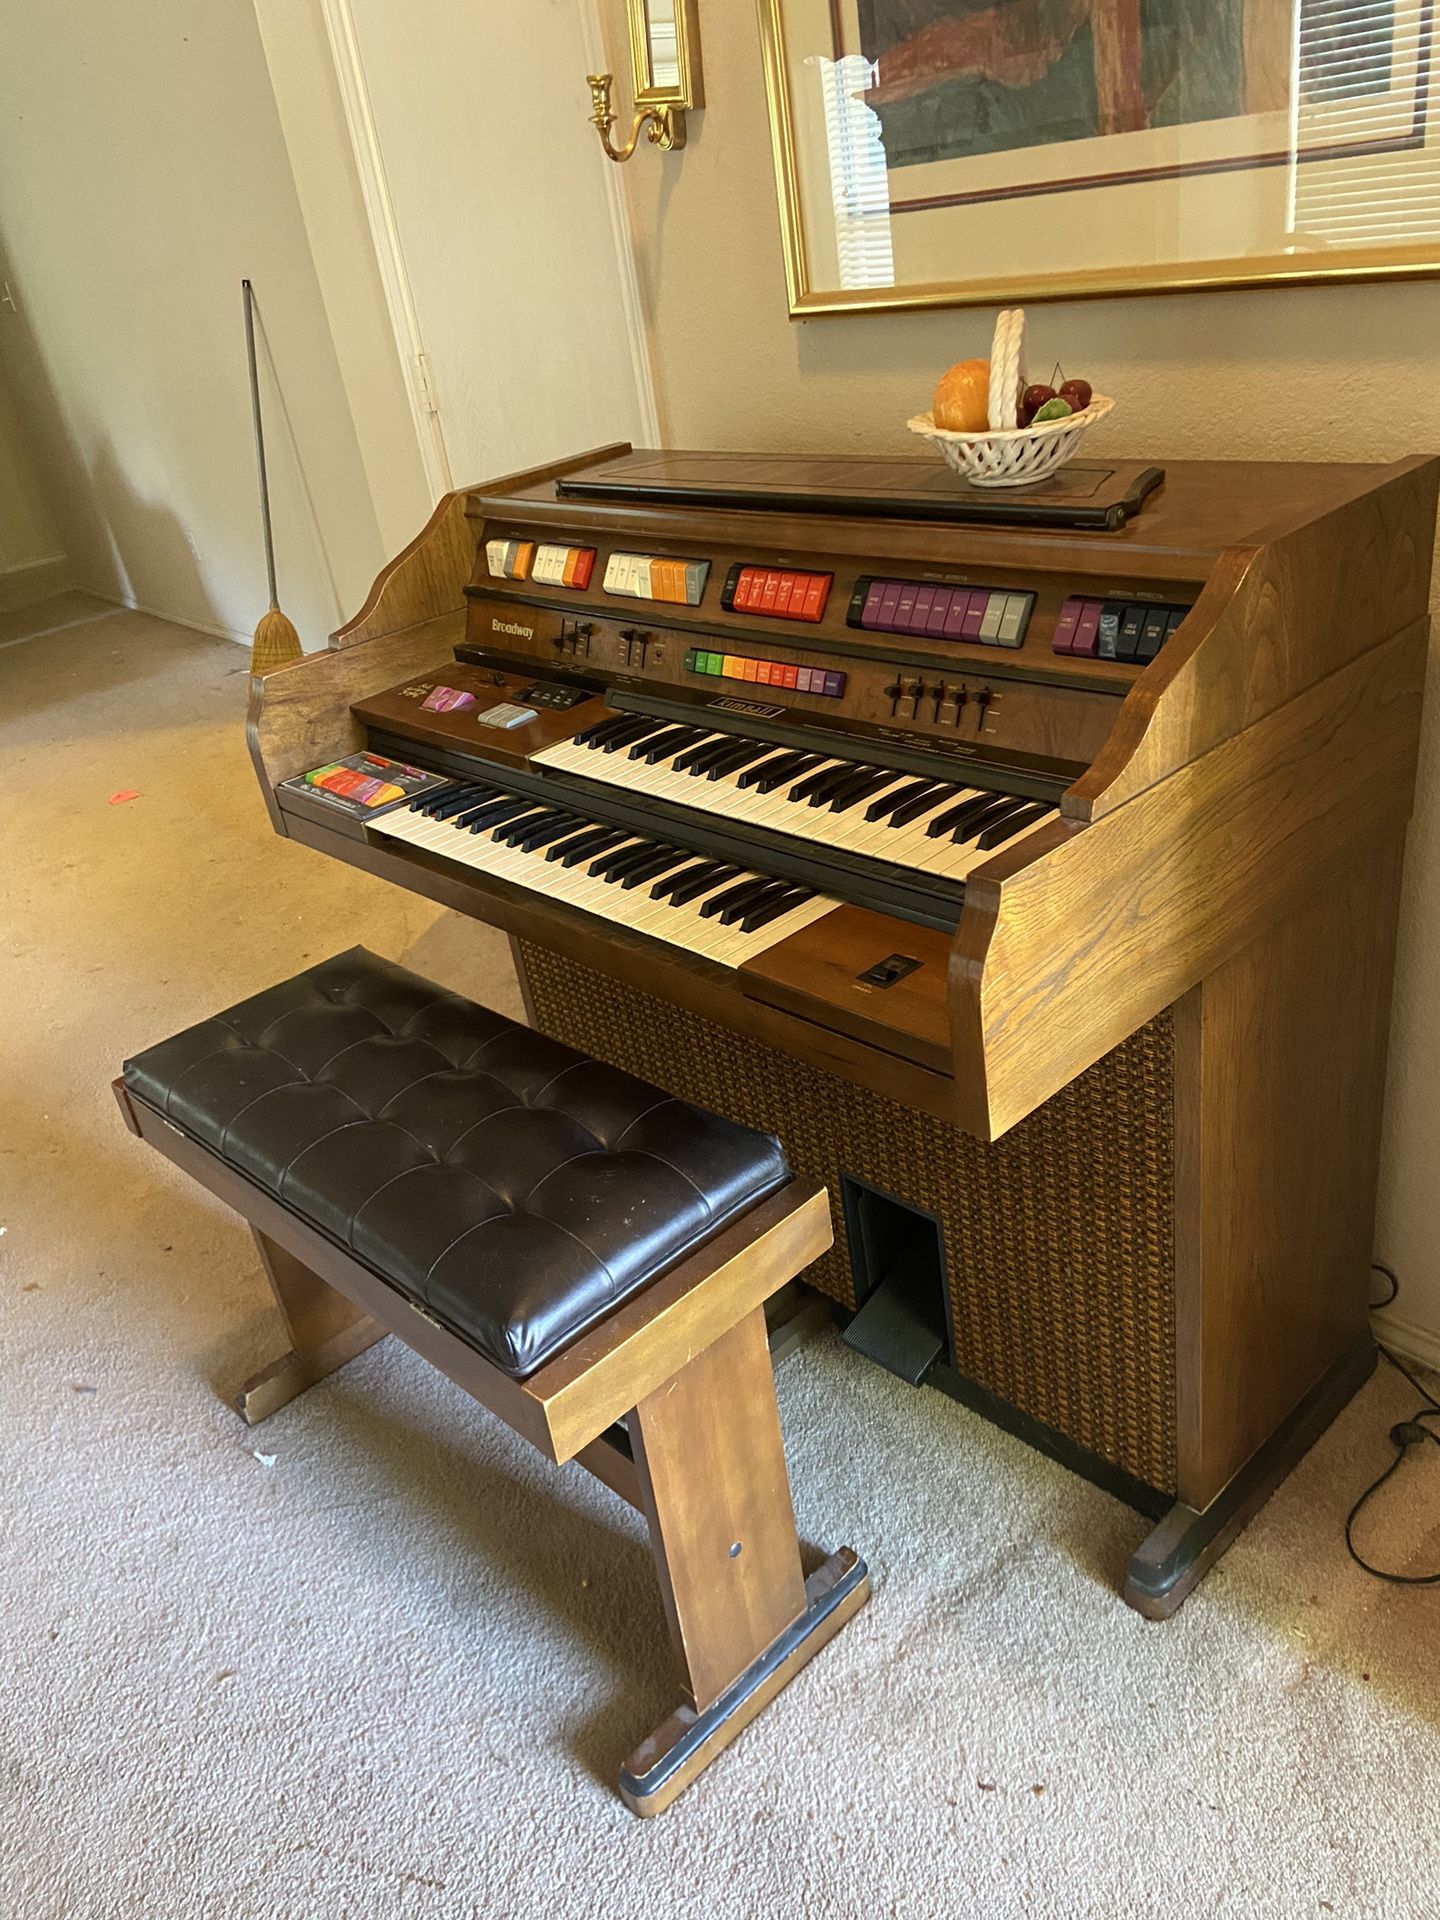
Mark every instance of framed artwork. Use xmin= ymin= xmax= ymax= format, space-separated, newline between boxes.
xmin=756 ymin=0 xmax=1440 ymax=313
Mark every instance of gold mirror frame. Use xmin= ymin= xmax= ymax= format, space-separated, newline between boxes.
xmin=588 ymin=0 xmax=703 ymax=162
xmin=756 ymin=0 xmax=1440 ymax=318
xmin=632 ymin=0 xmax=704 ymax=113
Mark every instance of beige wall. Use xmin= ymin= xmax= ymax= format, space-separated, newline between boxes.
xmin=603 ymin=0 xmax=1440 ymax=1357
xmin=0 ymin=365 xmax=63 ymax=586
xmin=0 ymin=0 xmax=400 ymax=645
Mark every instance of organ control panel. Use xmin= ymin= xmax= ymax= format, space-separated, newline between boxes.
xmin=460 ymin=456 xmax=1201 ymax=789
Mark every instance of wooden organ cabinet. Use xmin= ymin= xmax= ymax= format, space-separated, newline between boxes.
xmin=247 ymin=446 xmax=1439 ymax=1615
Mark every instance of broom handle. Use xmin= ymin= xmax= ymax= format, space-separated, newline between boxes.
xmin=242 ymin=279 xmax=280 ymax=612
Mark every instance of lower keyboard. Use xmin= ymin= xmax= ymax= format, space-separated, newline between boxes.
xmin=369 ymin=782 xmax=840 ymax=968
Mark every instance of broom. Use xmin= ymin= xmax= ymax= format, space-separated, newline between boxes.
xmin=242 ymin=278 xmax=303 ymax=673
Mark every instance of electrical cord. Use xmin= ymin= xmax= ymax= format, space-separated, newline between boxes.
xmin=1345 ymin=1264 xmax=1440 ymax=1585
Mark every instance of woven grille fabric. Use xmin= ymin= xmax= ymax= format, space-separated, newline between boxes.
xmin=123 ymin=948 xmax=789 ymax=1377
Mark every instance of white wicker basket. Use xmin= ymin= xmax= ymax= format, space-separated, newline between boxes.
xmin=908 ymin=395 xmax=1115 ymax=489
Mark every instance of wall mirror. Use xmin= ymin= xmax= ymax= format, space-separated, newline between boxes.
xmin=631 ymin=0 xmax=702 ymax=110
xmin=588 ymin=0 xmax=702 ymax=160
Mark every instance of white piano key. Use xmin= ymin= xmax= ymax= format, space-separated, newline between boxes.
xmin=370 ymin=804 xmax=839 ymax=968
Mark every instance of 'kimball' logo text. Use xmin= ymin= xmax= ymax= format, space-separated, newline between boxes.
xmin=492 ymin=619 xmax=534 ymax=639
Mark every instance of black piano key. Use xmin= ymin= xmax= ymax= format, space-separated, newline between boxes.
xmin=460 ymin=797 xmax=533 ymax=832
xmin=715 ymin=878 xmax=792 ymax=926
xmin=701 ymin=875 xmax=775 ymax=922
xmin=705 ymin=741 xmax=774 ymax=781
xmin=976 ymin=801 xmax=1057 ymax=850
xmin=888 ymin=784 xmax=964 ymax=829
xmin=414 ymin=783 xmax=466 ymax=815
xmin=668 ymin=862 xmax=743 ymax=906
xmin=759 ymin=753 xmax=826 ymax=794
xmin=512 ymin=812 xmax=586 ymax=851
xmin=671 ymin=734 xmax=729 ymax=773
xmin=429 ymin=785 xmax=489 ymax=820
xmin=620 ymin=847 xmax=687 ymax=889
xmin=826 ymin=768 xmax=892 ymax=813
xmin=682 ymin=736 xmax=748 ymax=777
xmin=941 ymin=796 xmax=1018 ymax=843
xmin=865 ymin=779 xmax=942 ymax=824
xmin=738 ymin=751 xmax=806 ymax=791
xmin=740 ymin=885 xmax=815 ymax=933
xmin=552 ymin=827 xmax=626 ymax=867
xmin=450 ymin=789 xmax=517 ymax=822
xmin=804 ymin=763 xmax=869 ymax=808
xmin=493 ymin=807 xmax=561 ymax=846
xmin=601 ymin=716 xmax=666 ymax=753
xmin=543 ymin=824 xmax=606 ymax=863
xmin=591 ymin=840 xmax=661 ymax=882
xmin=786 ymin=761 xmax=848 ymax=804
xmin=719 ymin=878 xmax=793 ymax=927
xmin=718 ymin=879 xmax=794 ymax=925
xmin=650 ymin=859 xmax=719 ymax=901
xmin=632 ymin=725 xmax=706 ymax=764
xmin=573 ymin=712 xmax=633 ymax=748
xmin=958 ymin=797 xmax=1028 ymax=845
xmin=925 ymin=792 xmax=1000 ymax=839
xmin=647 ymin=862 xmax=707 ymax=901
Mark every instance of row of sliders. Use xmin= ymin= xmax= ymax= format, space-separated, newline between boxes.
xmin=369 ymin=782 xmax=840 ymax=969
xmin=533 ymin=714 xmax=1059 ymax=882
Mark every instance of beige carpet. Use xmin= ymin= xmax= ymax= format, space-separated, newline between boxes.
xmin=3 ymin=600 xmax=1439 ymax=1920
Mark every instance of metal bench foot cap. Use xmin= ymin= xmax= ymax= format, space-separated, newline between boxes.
xmin=617 ymin=1547 xmax=870 ymax=1817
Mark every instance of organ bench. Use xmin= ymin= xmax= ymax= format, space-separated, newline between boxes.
xmin=114 ymin=947 xmax=869 ymax=1816
xmin=245 ymin=445 xmax=1440 ymax=1615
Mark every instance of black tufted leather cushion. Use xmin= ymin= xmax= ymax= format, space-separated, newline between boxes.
xmin=124 ymin=948 xmax=789 ymax=1377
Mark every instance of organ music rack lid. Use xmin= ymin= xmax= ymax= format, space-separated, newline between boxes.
xmin=556 ymin=450 xmax=1166 ymax=531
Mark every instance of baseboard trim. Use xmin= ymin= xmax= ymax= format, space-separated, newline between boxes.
xmin=0 ymin=555 xmax=71 ymax=612
xmin=89 ymin=589 xmax=249 ymax=645
xmin=1371 ymin=1309 xmax=1440 ymax=1381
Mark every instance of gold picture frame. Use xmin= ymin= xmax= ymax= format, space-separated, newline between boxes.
xmin=756 ymin=0 xmax=1440 ymax=317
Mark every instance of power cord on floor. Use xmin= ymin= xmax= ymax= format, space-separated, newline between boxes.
xmin=1345 ymin=1263 xmax=1440 ymax=1585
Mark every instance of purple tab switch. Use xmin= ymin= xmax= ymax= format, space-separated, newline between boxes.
xmin=1073 ymin=601 xmax=1102 ymax=657
xmin=942 ymin=590 xmax=973 ymax=638
xmin=926 ymin=588 xmax=954 ymax=636
xmin=1052 ymin=598 xmax=1083 ymax=653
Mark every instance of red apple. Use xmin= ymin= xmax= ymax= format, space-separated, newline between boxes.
xmin=1058 ymin=378 xmax=1093 ymax=412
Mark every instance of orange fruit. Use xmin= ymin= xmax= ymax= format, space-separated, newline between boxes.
xmin=933 ymin=358 xmax=991 ymax=433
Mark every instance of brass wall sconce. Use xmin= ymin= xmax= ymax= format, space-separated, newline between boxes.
xmin=587 ymin=0 xmax=702 ymax=161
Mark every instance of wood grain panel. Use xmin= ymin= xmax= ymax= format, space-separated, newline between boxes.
xmin=953 ymin=619 xmax=1428 ymax=1139
xmin=330 ymin=489 xmax=478 ymax=650
xmin=1073 ymin=457 xmax=1438 ymax=820
xmin=1172 ymin=839 xmax=1404 ymax=1506
xmin=631 ymin=1308 xmax=807 ymax=1711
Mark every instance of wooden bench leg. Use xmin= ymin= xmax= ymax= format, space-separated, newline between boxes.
xmin=235 ymin=1230 xmax=388 ymax=1425
xmin=619 ymin=1305 xmax=870 ymax=1815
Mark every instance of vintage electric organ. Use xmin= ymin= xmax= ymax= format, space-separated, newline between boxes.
xmin=248 ymin=445 xmax=1438 ymax=1614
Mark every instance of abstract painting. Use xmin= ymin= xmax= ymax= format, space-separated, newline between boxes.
xmin=756 ymin=0 xmax=1440 ymax=311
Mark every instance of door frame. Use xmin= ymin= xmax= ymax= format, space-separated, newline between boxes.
xmin=318 ymin=0 xmax=661 ymax=501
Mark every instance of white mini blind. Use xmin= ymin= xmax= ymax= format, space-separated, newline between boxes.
xmin=817 ymin=56 xmax=896 ymax=290
xmin=1291 ymin=0 xmax=1440 ymax=243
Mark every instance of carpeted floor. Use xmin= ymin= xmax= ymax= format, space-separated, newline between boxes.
xmin=3 ymin=599 xmax=1440 ymax=1920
